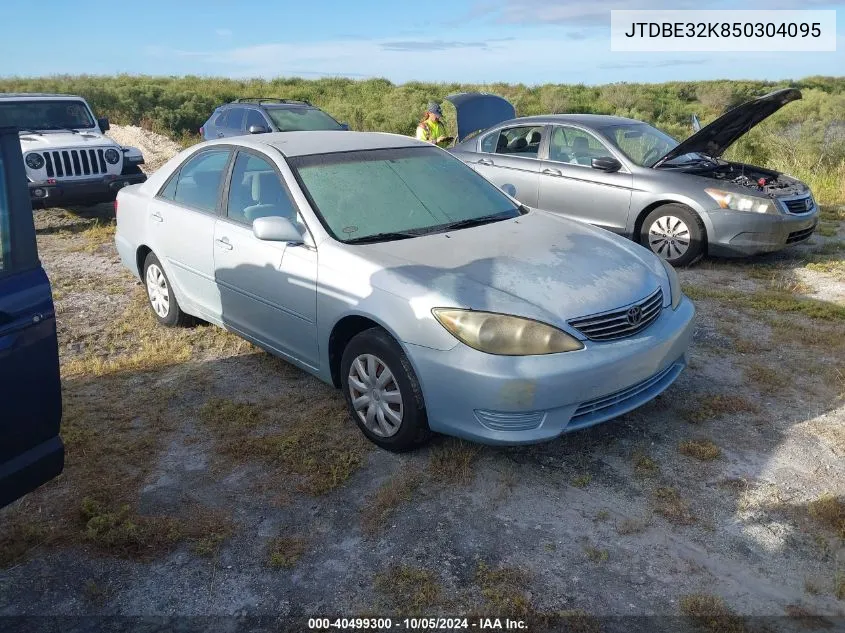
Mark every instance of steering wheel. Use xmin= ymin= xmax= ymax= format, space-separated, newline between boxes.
xmin=642 ymin=146 xmax=662 ymax=166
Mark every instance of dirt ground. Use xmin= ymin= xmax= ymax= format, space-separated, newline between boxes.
xmin=1 ymin=127 xmax=844 ymax=632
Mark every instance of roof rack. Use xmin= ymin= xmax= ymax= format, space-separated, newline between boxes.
xmin=232 ymin=98 xmax=312 ymax=106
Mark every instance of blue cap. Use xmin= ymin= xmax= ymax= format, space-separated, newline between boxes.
xmin=427 ymin=102 xmax=443 ymax=116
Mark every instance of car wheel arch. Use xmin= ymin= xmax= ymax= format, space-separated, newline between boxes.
xmin=135 ymin=244 xmax=152 ymax=278
xmin=634 ymin=200 xmax=709 ymax=250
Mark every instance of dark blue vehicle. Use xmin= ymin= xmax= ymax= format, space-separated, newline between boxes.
xmin=0 ymin=126 xmax=63 ymax=507
xmin=200 ymin=98 xmax=348 ymax=141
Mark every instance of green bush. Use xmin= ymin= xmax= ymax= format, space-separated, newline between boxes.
xmin=3 ymin=74 xmax=842 ymax=203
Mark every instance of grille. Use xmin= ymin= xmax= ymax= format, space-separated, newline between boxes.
xmin=41 ymin=149 xmax=109 ymax=178
xmin=786 ymin=225 xmax=816 ymax=244
xmin=568 ymin=288 xmax=663 ymax=341
xmin=782 ymin=197 xmax=815 ymax=214
xmin=570 ymin=361 xmax=683 ymax=424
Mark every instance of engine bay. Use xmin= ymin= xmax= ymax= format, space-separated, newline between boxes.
xmin=690 ymin=162 xmax=807 ymax=197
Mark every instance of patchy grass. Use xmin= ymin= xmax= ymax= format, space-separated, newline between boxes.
xmin=80 ymin=498 xmax=181 ymax=557
xmin=199 ymin=392 xmax=369 ymax=496
xmin=267 ymin=535 xmax=309 ymax=569
xmin=654 ymin=487 xmax=696 ymax=526
xmin=804 ymin=578 xmax=822 ymax=595
xmin=571 ymin=474 xmax=592 ymax=488
xmin=633 ymin=451 xmax=659 ymax=476
xmin=679 ymin=439 xmax=722 ymax=461
xmin=679 ymin=594 xmax=747 ymax=633
xmin=819 ymin=205 xmax=845 ymax=222
xmin=428 ymin=439 xmax=482 ymax=485
xmin=69 ymin=221 xmax=116 ymax=253
xmin=474 ymin=562 xmax=532 ymax=616
xmin=816 ymin=223 xmax=839 ymax=238
xmin=836 ymin=574 xmax=845 ymax=600
xmin=683 ymin=285 xmax=845 ymax=321
xmin=745 ymin=363 xmax=787 ymax=391
xmin=806 ymin=258 xmax=845 ymax=278
xmin=807 ymin=494 xmax=845 ymax=538
xmin=785 ymin=604 xmax=834 ymax=628
xmin=374 ymin=565 xmax=442 ymax=615
xmin=583 ymin=546 xmax=609 ymax=563
xmin=360 ymin=471 xmax=424 ymax=535
xmin=683 ymin=394 xmax=758 ymax=424
xmin=0 ymin=520 xmax=51 ymax=568
xmin=616 ymin=517 xmax=650 ymax=535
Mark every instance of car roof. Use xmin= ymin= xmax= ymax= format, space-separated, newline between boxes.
xmin=501 ymin=113 xmax=644 ymax=128
xmin=207 ymin=131 xmax=425 ymax=157
xmin=0 ymin=93 xmax=86 ymax=101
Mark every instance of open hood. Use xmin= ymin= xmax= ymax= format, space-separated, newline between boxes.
xmin=445 ymin=92 xmax=515 ymax=142
xmin=653 ymin=88 xmax=801 ymax=167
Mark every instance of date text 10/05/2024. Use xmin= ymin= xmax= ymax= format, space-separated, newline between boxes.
xmin=308 ymin=618 xmax=528 ymax=630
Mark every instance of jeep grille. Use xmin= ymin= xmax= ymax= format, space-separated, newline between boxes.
xmin=40 ymin=149 xmax=109 ymax=178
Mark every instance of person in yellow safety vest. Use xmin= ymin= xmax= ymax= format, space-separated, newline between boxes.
xmin=416 ymin=102 xmax=452 ymax=148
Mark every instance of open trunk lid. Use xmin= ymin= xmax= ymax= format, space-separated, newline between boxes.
xmin=445 ymin=92 xmax=515 ymax=143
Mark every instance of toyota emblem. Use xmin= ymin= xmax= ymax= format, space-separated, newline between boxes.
xmin=626 ymin=306 xmax=643 ymax=325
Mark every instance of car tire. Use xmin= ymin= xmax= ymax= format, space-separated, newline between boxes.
xmin=340 ymin=327 xmax=430 ymax=452
xmin=640 ymin=204 xmax=706 ymax=266
xmin=142 ymin=252 xmax=192 ymax=327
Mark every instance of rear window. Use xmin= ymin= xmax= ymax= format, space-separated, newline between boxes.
xmin=265 ymin=107 xmax=343 ymax=132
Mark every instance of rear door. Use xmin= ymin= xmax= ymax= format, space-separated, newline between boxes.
xmin=223 ymin=107 xmax=247 ymax=137
xmin=0 ymin=126 xmax=63 ymax=507
xmin=466 ymin=124 xmax=544 ymax=207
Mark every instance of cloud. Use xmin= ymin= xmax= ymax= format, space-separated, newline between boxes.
xmin=381 ymin=39 xmax=490 ymax=52
xmin=215 ymin=28 xmax=232 ymax=38
xmin=467 ymin=0 xmax=837 ymax=26
xmin=600 ymin=58 xmax=707 ymax=69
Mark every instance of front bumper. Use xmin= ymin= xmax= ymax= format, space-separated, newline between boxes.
xmin=29 ymin=172 xmax=146 ymax=206
xmin=705 ymin=208 xmax=819 ymax=257
xmin=405 ymin=296 xmax=695 ymax=445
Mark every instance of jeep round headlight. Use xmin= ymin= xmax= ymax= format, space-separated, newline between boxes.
xmin=104 ymin=148 xmax=120 ymax=164
xmin=432 ymin=308 xmax=584 ymax=356
xmin=25 ymin=153 xmax=45 ymax=170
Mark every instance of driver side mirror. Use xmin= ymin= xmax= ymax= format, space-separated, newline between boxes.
xmin=248 ymin=125 xmax=270 ymax=134
xmin=252 ymin=217 xmax=304 ymax=244
xmin=591 ymin=156 xmax=622 ymax=173
xmin=97 ymin=117 xmax=110 ymax=132
xmin=340 ymin=122 xmax=349 ymax=130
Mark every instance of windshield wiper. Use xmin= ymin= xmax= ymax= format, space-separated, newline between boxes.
xmin=345 ymin=230 xmax=423 ymax=244
xmin=17 ymin=128 xmax=43 ymax=135
xmin=437 ymin=213 xmax=512 ymax=233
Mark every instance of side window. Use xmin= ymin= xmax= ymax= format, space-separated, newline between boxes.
xmin=549 ymin=126 xmax=612 ymax=166
xmin=226 ymin=151 xmax=297 ymax=225
xmin=245 ymin=109 xmax=267 ymax=130
xmin=213 ymin=110 xmax=228 ymax=127
xmin=158 ymin=170 xmax=179 ymax=201
xmin=483 ymin=126 xmax=543 ymax=157
xmin=225 ymin=108 xmax=246 ymax=131
xmin=168 ymin=150 xmax=232 ymax=213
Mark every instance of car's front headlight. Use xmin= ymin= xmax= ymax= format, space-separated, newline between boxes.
xmin=25 ymin=153 xmax=45 ymax=170
xmin=104 ymin=148 xmax=121 ymax=164
xmin=661 ymin=259 xmax=682 ymax=310
xmin=705 ymin=188 xmax=775 ymax=214
xmin=432 ymin=308 xmax=584 ymax=355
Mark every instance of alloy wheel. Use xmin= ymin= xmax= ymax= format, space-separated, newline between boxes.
xmin=648 ymin=215 xmax=690 ymax=259
xmin=145 ymin=264 xmax=170 ymax=318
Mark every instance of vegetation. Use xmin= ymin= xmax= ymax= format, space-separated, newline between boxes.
xmin=2 ymin=74 xmax=843 ymax=203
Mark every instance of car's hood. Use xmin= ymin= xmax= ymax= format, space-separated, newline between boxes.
xmin=18 ymin=130 xmax=116 ymax=150
xmin=653 ymin=88 xmax=801 ymax=167
xmin=359 ymin=211 xmax=667 ymax=327
xmin=444 ymin=92 xmax=516 ymax=143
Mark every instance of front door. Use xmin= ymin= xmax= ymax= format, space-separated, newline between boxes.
xmin=0 ymin=127 xmax=63 ymax=507
xmin=213 ymin=150 xmax=319 ymax=368
xmin=538 ymin=125 xmax=633 ymax=232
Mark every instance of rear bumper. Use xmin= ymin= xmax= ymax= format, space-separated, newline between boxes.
xmin=0 ymin=436 xmax=64 ymax=508
xmin=29 ymin=172 xmax=146 ymax=206
xmin=705 ymin=208 xmax=819 ymax=257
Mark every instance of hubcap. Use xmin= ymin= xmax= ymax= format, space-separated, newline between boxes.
xmin=348 ymin=354 xmax=403 ymax=438
xmin=648 ymin=215 xmax=690 ymax=259
xmin=145 ymin=264 xmax=170 ymax=318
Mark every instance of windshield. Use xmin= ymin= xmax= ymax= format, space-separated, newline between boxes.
xmin=603 ymin=123 xmax=706 ymax=167
xmin=266 ymin=107 xmax=343 ymax=132
xmin=290 ymin=146 xmax=521 ymax=243
xmin=0 ymin=99 xmax=96 ymax=131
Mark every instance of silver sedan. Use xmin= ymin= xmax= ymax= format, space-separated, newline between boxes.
xmin=115 ymin=131 xmax=695 ymax=451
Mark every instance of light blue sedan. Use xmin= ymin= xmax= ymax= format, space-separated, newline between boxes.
xmin=115 ymin=131 xmax=695 ymax=451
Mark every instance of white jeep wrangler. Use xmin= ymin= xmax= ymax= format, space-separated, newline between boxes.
xmin=0 ymin=93 xmax=147 ymax=207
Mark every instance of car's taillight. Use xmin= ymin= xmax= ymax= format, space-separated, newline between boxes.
xmin=199 ymin=126 xmax=204 ymax=136
xmin=114 ymin=198 xmax=118 ymax=215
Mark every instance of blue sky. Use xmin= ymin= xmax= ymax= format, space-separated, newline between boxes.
xmin=0 ymin=0 xmax=842 ymax=84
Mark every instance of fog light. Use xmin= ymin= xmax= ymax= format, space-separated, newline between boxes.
xmin=33 ymin=188 xmax=46 ymax=198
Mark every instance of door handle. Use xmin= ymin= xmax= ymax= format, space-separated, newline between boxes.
xmin=476 ymin=158 xmax=494 ymax=166
xmin=151 ymin=212 xmax=163 ymax=223
xmin=541 ymin=168 xmax=562 ymax=177
xmin=215 ymin=238 xmax=233 ymax=251
xmin=217 ymin=133 xmax=224 ymax=138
